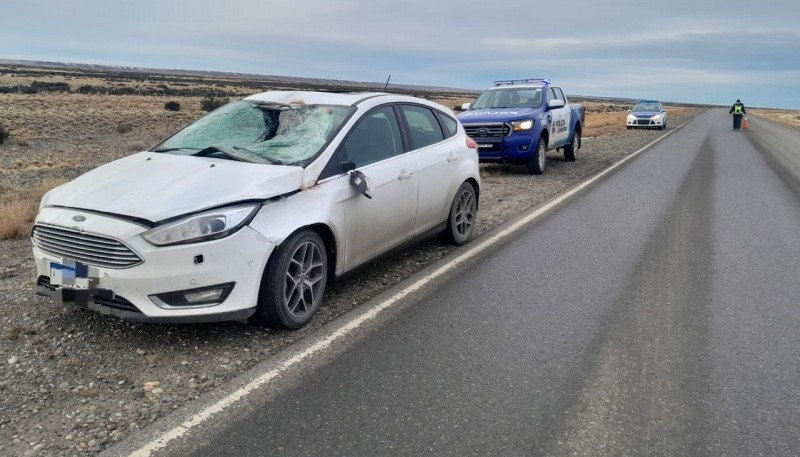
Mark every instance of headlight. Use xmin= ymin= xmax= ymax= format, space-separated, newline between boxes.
xmin=652 ymin=114 xmax=662 ymax=121
xmin=627 ymin=115 xmax=636 ymax=122
xmin=511 ymin=119 xmax=534 ymax=131
xmin=142 ymin=203 xmax=260 ymax=246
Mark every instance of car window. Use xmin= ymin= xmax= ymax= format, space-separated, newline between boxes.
xmin=400 ymin=105 xmax=445 ymax=150
xmin=342 ymin=106 xmax=404 ymax=168
xmin=437 ymin=111 xmax=458 ymax=138
xmin=551 ymin=87 xmax=566 ymax=102
xmin=154 ymin=100 xmax=353 ymax=165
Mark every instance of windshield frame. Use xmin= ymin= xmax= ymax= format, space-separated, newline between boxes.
xmin=151 ymin=99 xmax=357 ymax=168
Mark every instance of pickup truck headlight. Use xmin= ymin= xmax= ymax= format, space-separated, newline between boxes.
xmin=142 ymin=203 xmax=260 ymax=246
xmin=511 ymin=119 xmax=534 ymax=132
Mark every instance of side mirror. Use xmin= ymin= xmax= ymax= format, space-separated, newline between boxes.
xmin=547 ymin=99 xmax=565 ymax=109
xmin=628 ymin=109 xmax=632 ymax=113
xmin=460 ymin=102 xmax=472 ymax=111
xmin=349 ymin=170 xmax=374 ymax=199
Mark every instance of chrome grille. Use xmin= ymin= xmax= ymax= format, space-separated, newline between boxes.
xmin=32 ymin=225 xmax=143 ymax=268
xmin=463 ymin=123 xmax=511 ymax=139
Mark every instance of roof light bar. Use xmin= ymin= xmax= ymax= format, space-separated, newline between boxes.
xmin=492 ymin=78 xmax=551 ymax=87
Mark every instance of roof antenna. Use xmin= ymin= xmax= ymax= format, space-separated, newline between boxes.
xmin=384 ymin=75 xmax=391 ymax=91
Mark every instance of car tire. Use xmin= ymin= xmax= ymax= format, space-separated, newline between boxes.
xmin=255 ymin=230 xmax=328 ymax=329
xmin=526 ymin=138 xmax=546 ymax=175
xmin=439 ymin=182 xmax=477 ymax=245
xmin=564 ymin=128 xmax=580 ymax=162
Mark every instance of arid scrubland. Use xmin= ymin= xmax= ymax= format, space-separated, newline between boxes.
xmin=0 ymin=65 xmax=647 ymax=241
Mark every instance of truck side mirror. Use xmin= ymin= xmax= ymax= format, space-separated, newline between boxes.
xmin=348 ymin=170 xmax=374 ymax=199
xmin=547 ymin=99 xmax=565 ymax=109
xmin=460 ymin=102 xmax=472 ymax=111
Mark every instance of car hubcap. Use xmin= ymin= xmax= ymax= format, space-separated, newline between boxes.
xmin=283 ymin=241 xmax=324 ymax=318
xmin=455 ymin=189 xmax=475 ymax=238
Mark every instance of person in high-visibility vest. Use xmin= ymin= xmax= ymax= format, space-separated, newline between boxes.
xmin=729 ymin=99 xmax=747 ymax=130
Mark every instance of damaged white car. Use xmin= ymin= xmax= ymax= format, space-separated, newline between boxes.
xmin=32 ymin=91 xmax=481 ymax=329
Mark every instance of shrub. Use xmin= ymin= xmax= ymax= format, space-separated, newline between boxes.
xmin=201 ymin=95 xmax=229 ymax=112
xmin=116 ymin=123 xmax=133 ymax=134
xmin=0 ymin=125 xmax=8 ymax=144
xmin=164 ymin=101 xmax=181 ymax=111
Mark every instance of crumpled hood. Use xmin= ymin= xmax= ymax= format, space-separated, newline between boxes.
xmin=44 ymin=152 xmax=304 ymax=222
xmin=457 ymin=107 xmax=540 ymax=123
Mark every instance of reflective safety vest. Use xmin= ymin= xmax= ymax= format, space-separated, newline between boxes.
xmin=734 ymin=104 xmax=744 ymax=114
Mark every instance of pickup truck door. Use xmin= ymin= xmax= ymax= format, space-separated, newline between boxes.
xmin=547 ymin=87 xmax=571 ymax=147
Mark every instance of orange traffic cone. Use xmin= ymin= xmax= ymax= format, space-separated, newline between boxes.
xmin=742 ymin=116 xmax=749 ymax=129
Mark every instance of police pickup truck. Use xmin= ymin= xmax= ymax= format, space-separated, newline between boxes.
xmin=458 ymin=78 xmax=585 ymax=175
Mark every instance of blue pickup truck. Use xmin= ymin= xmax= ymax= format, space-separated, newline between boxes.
xmin=457 ymin=78 xmax=585 ymax=175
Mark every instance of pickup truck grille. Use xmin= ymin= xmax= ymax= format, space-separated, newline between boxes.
xmin=32 ymin=225 xmax=143 ymax=269
xmin=463 ymin=123 xmax=511 ymax=139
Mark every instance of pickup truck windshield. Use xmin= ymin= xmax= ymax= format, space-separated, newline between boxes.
xmin=472 ymin=88 xmax=543 ymax=109
xmin=154 ymin=100 xmax=353 ymax=165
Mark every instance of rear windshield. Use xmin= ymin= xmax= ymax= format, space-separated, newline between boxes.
xmin=154 ymin=100 xmax=354 ymax=165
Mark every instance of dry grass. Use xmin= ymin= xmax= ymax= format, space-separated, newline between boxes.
xmin=0 ymin=178 xmax=69 ymax=239
xmin=750 ymin=109 xmax=800 ymax=129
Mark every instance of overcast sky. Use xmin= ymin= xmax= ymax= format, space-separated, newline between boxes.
xmin=4 ymin=0 xmax=800 ymax=108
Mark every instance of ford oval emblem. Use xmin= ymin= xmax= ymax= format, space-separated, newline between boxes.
xmin=72 ymin=215 xmax=86 ymax=222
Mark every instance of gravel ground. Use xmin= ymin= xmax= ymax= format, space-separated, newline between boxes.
xmin=0 ymin=109 xmax=701 ymax=456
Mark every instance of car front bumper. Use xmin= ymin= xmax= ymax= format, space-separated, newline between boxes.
xmin=32 ymin=207 xmax=274 ymax=323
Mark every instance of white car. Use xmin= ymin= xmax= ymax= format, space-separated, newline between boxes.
xmin=32 ymin=91 xmax=480 ymax=329
xmin=626 ymin=100 xmax=667 ymax=130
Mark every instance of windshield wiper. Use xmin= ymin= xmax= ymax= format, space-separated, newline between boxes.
xmin=153 ymin=147 xmax=199 ymax=153
xmin=192 ymin=146 xmax=255 ymax=163
xmin=231 ymin=146 xmax=285 ymax=165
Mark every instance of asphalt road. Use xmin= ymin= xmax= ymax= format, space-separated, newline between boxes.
xmin=113 ymin=109 xmax=800 ymax=457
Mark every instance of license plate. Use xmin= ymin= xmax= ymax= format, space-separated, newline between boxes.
xmin=478 ymin=143 xmax=493 ymax=148
xmin=49 ymin=260 xmax=96 ymax=289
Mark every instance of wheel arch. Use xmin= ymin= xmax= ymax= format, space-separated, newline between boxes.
xmin=266 ymin=223 xmax=338 ymax=283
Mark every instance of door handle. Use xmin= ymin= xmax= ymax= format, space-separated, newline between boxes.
xmin=398 ymin=169 xmax=413 ymax=180
xmin=447 ymin=152 xmax=458 ymax=163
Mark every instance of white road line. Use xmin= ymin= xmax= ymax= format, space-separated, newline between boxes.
xmin=127 ymin=123 xmax=687 ymax=457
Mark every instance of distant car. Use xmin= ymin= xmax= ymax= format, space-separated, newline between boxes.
xmin=626 ymin=100 xmax=667 ymax=130
xmin=32 ymin=91 xmax=481 ymax=329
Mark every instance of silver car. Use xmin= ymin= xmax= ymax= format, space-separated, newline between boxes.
xmin=32 ymin=91 xmax=481 ymax=329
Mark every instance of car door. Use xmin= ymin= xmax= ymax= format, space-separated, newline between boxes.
xmin=548 ymin=87 xmax=571 ymax=146
xmin=397 ymin=104 xmax=460 ymax=236
xmin=335 ymin=105 xmax=419 ymax=271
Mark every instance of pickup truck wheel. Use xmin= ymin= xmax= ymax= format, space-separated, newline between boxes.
xmin=564 ymin=129 xmax=580 ymax=162
xmin=526 ymin=138 xmax=546 ymax=175
xmin=255 ymin=230 xmax=328 ymax=329
xmin=439 ymin=182 xmax=477 ymax=245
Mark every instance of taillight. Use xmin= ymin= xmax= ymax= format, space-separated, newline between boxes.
xmin=466 ymin=136 xmax=478 ymax=150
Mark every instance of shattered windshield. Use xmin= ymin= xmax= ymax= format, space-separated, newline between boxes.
xmin=154 ymin=100 xmax=354 ymax=165
xmin=472 ymin=88 xmax=543 ymax=109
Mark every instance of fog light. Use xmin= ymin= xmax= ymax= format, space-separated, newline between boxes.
xmin=151 ymin=282 xmax=235 ymax=308
xmin=520 ymin=144 xmax=529 ymax=152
